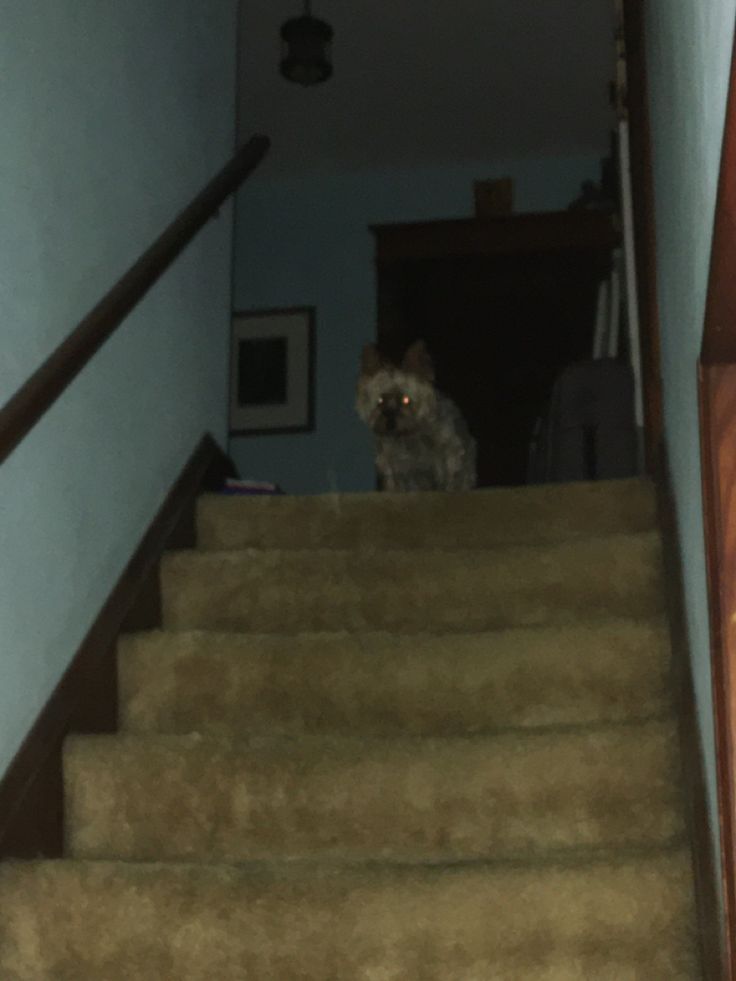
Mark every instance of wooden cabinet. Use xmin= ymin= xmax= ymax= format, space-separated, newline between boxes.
xmin=371 ymin=211 xmax=618 ymax=487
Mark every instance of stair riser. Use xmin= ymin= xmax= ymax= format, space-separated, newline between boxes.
xmin=161 ymin=536 xmax=664 ymax=633
xmin=118 ymin=623 xmax=672 ymax=737
xmin=0 ymin=855 xmax=698 ymax=981
xmin=65 ymin=725 xmax=683 ymax=864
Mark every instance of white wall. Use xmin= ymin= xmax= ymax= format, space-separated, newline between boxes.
xmin=645 ymin=0 xmax=736 ymax=902
xmin=0 ymin=0 xmax=238 ymax=778
xmin=231 ymin=153 xmax=602 ymax=493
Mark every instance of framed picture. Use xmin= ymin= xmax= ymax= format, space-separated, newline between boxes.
xmin=229 ymin=306 xmax=315 ymax=435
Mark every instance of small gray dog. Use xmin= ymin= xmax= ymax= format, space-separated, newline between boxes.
xmin=356 ymin=340 xmax=477 ymax=492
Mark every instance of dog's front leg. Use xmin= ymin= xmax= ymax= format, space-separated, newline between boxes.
xmin=376 ymin=456 xmax=398 ymax=492
xmin=441 ymin=436 xmax=475 ymax=492
xmin=382 ymin=467 xmax=399 ymax=492
xmin=431 ymin=433 xmax=459 ymax=491
xmin=433 ymin=455 xmax=450 ymax=493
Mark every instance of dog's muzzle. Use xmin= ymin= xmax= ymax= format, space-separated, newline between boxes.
xmin=380 ymin=408 xmax=399 ymax=433
xmin=373 ymin=404 xmax=402 ymax=435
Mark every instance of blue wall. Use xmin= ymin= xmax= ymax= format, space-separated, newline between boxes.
xmin=232 ymin=154 xmax=602 ymax=493
xmin=645 ymin=0 xmax=736 ymax=912
xmin=0 ymin=1 xmax=238 ymax=779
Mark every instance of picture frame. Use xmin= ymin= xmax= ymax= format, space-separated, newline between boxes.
xmin=229 ymin=306 xmax=316 ymax=435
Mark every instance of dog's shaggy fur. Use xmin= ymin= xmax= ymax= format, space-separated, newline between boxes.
xmin=356 ymin=341 xmax=477 ymax=492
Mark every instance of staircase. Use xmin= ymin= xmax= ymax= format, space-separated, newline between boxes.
xmin=0 ymin=479 xmax=701 ymax=979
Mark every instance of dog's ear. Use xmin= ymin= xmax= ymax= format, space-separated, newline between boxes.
xmin=360 ymin=343 xmax=383 ymax=377
xmin=402 ymin=340 xmax=435 ymax=382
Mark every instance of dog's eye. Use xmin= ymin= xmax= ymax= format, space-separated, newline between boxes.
xmin=377 ymin=397 xmax=384 ymax=406
xmin=402 ymin=395 xmax=411 ymax=406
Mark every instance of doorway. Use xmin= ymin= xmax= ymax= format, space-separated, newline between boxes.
xmin=372 ymin=212 xmax=617 ymax=487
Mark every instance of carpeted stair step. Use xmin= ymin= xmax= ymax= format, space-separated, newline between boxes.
xmin=0 ymin=851 xmax=698 ymax=980
xmin=65 ymin=720 xmax=682 ymax=864
xmin=0 ymin=475 xmax=702 ymax=978
xmin=161 ymin=532 xmax=663 ymax=633
xmin=118 ymin=618 xmax=673 ymax=737
xmin=197 ymin=477 xmax=657 ymax=550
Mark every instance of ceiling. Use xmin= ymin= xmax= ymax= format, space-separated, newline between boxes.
xmin=238 ymin=0 xmax=616 ymax=178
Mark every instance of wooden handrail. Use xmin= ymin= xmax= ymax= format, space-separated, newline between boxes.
xmin=0 ymin=134 xmax=270 ymax=466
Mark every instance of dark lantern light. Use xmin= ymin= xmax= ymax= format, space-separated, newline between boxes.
xmin=280 ymin=1 xmax=333 ymax=86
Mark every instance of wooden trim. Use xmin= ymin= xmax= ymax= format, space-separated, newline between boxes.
xmin=657 ymin=446 xmax=726 ymax=980
xmin=622 ymin=0 xmax=665 ymax=472
xmin=698 ymin=22 xmax=736 ymax=981
xmin=0 ymin=433 xmax=236 ymax=858
xmin=0 ymin=135 xmax=270 ymax=468
xmin=370 ymin=211 xmax=619 ymax=264
xmin=701 ymin=34 xmax=736 ymax=365
xmin=700 ymin=363 xmax=736 ymax=979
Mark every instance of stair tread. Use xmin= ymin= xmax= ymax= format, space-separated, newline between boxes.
xmin=161 ymin=532 xmax=664 ymax=633
xmin=65 ymin=719 xmax=684 ymax=864
xmin=0 ymin=479 xmax=702 ymax=977
xmin=0 ymin=849 xmax=698 ymax=981
xmin=119 ymin=617 xmax=672 ymax=735
xmin=197 ymin=477 xmax=657 ymax=551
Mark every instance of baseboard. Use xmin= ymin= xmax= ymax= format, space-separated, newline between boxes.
xmin=0 ymin=433 xmax=236 ymax=858
xmin=656 ymin=448 xmax=725 ymax=979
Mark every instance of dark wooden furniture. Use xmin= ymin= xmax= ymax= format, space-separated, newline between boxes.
xmin=371 ymin=211 xmax=619 ymax=487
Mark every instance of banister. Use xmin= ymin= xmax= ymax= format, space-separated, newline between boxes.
xmin=0 ymin=134 xmax=270 ymax=467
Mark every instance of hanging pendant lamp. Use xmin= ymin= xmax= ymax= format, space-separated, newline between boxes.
xmin=280 ymin=0 xmax=333 ymax=86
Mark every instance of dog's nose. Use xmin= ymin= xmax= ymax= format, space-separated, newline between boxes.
xmin=381 ymin=406 xmax=399 ymax=431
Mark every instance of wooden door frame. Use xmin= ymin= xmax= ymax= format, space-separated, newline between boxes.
xmin=698 ymin=7 xmax=736 ymax=975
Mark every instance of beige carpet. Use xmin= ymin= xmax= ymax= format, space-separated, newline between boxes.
xmin=0 ymin=478 xmax=701 ymax=979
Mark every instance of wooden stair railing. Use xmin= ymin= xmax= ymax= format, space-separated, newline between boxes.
xmin=0 ymin=135 xmax=268 ymax=859
xmin=699 ymin=26 xmax=736 ymax=981
xmin=0 ymin=134 xmax=270 ymax=466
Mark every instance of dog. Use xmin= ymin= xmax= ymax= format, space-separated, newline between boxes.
xmin=355 ymin=340 xmax=477 ymax=492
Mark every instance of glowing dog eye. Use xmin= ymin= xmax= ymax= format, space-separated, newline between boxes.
xmin=377 ymin=397 xmax=384 ymax=406
xmin=402 ymin=395 xmax=411 ymax=406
